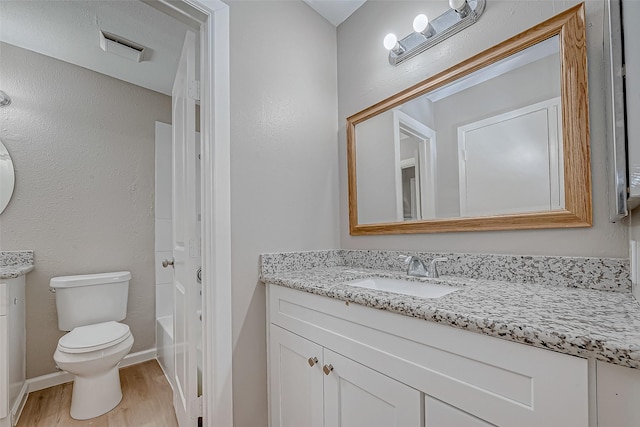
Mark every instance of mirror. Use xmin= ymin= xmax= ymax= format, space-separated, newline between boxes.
xmin=0 ymin=139 xmax=15 ymax=214
xmin=347 ymin=4 xmax=590 ymax=235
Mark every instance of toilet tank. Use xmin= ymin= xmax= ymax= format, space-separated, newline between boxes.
xmin=50 ymin=271 xmax=131 ymax=331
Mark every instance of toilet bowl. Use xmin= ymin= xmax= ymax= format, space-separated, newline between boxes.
xmin=50 ymin=271 xmax=133 ymax=420
xmin=54 ymin=321 xmax=134 ymax=420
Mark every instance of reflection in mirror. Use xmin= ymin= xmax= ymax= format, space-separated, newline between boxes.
xmin=400 ymin=129 xmax=422 ymax=220
xmin=396 ymin=110 xmax=437 ymax=222
xmin=347 ymin=4 xmax=590 ymax=234
xmin=356 ymin=36 xmax=561 ymax=224
xmin=0 ymin=139 xmax=15 ymax=214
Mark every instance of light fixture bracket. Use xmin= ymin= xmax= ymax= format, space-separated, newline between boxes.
xmin=389 ymin=0 xmax=486 ymax=66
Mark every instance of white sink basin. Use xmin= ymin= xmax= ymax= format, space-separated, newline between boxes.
xmin=345 ymin=276 xmax=459 ymax=299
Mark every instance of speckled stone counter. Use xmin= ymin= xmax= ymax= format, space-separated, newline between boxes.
xmin=260 ymin=250 xmax=640 ymax=369
xmin=0 ymin=250 xmax=34 ymax=279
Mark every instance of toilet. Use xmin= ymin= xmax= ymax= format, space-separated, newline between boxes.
xmin=50 ymin=271 xmax=134 ymax=420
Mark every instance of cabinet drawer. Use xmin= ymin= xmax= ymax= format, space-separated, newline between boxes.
xmin=268 ymin=285 xmax=588 ymax=427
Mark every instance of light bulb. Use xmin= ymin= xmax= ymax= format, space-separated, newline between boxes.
xmin=449 ymin=0 xmax=467 ymax=11
xmin=413 ymin=14 xmax=429 ymax=33
xmin=383 ymin=33 xmax=398 ymax=50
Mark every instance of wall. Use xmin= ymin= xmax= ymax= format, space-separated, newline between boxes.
xmin=400 ymin=96 xmax=435 ymax=129
xmin=355 ymin=110 xmax=397 ymax=223
xmin=338 ymin=0 xmax=628 ymax=257
xmin=0 ymin=42 xmax=169 ymax=377
xmin=227 ymin=2 xmax=339 ymax=426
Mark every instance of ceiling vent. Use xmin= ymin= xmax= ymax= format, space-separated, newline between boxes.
xmin=99 ymin=31 xmax=147 ymax=62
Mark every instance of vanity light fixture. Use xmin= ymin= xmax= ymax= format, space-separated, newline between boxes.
xmin=384 ymin=0 xmax=486 ymax=66
xmin=383 ymin=33 xmax=405 ymax=55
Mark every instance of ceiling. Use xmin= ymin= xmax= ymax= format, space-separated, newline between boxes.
xmin=0 ymin=1 xmax=191 ymax=96
xmin=303 ymin=0 xmax=367 ymax=26
xmin=0 ymin=1 xmax=365 ymax=96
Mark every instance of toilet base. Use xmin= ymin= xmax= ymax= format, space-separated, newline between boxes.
xmin=70 ymin=365 xmax=123 ymax=420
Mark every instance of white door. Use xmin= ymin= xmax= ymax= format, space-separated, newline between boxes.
xmin=269 ymin=325 xmax=324 ymax=427
xmin=323 ymin=349 xmax=422 ymax=427
xmin=171 ymin=29 xmax=201 ymax=427
xmin=457 ymin=98 xmax=563 ymax=217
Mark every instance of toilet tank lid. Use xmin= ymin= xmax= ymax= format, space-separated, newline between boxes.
xmin=50 ymin=271 xmax=131 ymax=288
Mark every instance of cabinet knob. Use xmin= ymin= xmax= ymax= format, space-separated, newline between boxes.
xmin=323 ymin=364 xmax=334 ymax=375
xmin=307 ymin=357 xmax=318 ymax=367
xmin=162 ymin=258 xmax=174 ymax=268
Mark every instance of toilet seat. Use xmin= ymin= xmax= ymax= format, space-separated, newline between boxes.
xmin=58 ymin=321 xmax=131 ymax=354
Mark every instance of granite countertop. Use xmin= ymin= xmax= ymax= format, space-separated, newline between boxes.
xmin=261 ymin=266 xmax=640 ymax=369
xmin=0 ymin=250 xmax=34 ymax=279
xmin=0 ymin=265 xmax=34 ymax=279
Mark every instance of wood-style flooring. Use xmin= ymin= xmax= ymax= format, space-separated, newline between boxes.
xmin=17 ymin=360 xmax=178 ymax=427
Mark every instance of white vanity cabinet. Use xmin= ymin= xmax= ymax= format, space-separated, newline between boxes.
xmin=596 ymin=361 xmax=640 ymax=426
xmin=267 ymin=285 xmax=589 ymax=427
xmin=269 ymin=325 xmax=421 ymax=427
xmin=0 ymin=276 xmax=26 ymax=427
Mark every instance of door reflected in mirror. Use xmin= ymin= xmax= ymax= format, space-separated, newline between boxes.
xmin=400 ymin=130 xmax=422 ymax=221
xmin=347 ymin=4 xmax=591 ymax=234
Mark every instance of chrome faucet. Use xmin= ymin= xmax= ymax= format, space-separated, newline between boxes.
xmin=400 ymin=255 xmax=449 ymax=278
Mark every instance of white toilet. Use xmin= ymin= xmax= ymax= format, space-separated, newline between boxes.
xmin=50 ymin=271 xmax=134 ymax=420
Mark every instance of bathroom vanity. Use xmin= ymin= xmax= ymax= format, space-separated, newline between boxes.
xmin=0 ymin=251 xmax=33 ymax=427
xmin=262 ymin=250 xmax=640 ymax=427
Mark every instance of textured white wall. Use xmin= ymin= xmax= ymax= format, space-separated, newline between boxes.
xmin=0 ymin=42 xmax=170 ymax=378
xmin=338 ymin=0 xmax=628 ymax=257
xmin=227 ymin=1 xmax=339 ymax=426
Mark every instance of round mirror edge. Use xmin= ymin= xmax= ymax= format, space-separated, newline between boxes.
xmin=0 ymin=139 xmax=16 ymax=215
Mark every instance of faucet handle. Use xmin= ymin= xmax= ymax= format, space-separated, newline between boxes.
xmin=398 ymin=254 xmax=413 ymax=264
xmin=429 ymin=257 xmax=449 ymax=278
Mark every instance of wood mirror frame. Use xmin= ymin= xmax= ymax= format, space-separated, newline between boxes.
xmin=347 ymin=3 xmax=590 ymax=235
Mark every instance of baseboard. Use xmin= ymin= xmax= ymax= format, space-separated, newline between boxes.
xmin=26 ymin=348 xmax=158 ymax=393
xmin=25 ymin=371 xmax=74 ymax=394
xmin=11 ymin=382 xmax=28 ymax=427
xmin=120 ymin=348 xmax=157 ymax=368
xmin=156 ymin=357 xmax=176 ymax=393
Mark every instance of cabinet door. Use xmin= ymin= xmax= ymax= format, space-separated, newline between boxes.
xmin=0 ymin=310 xmax=6 ymax=419
xmin=7 ymin=277 xmax=25 ymax=410
xmin=323 ymin=348 xmax=421 ymax=427
xmin=597 ymin=361 xmax=640 ymax=426
xmin=269 ymin=325 xmax=323 ymax=427
xmin=425 ymin=395 xmax=495 ymax=427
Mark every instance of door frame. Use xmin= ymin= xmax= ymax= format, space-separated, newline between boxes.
xmin=147 ymin=1 xmax=232 ymax=426
xmin=392 ymin=110 xmax=437 ymax=221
